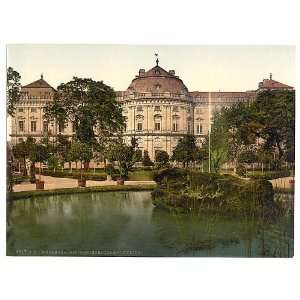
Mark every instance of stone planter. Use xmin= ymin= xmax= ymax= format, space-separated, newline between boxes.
xmin=106 ymin=174 xmax=112 ymax=181
xmin=116 ymin=177 xmax=125 ymax=185
xmin=78 ymin=178 xmax=86 ymax=187
xmin=36 ymin=180 xmax=44 ymax=190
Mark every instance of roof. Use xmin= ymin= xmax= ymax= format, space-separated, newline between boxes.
xmin=127 ymin=65 xmax=188 ymax=94
xmin=22 ymin=75 xmax=54 ymax=89
xmin=258 ymin=78 xmax=293 ymax=90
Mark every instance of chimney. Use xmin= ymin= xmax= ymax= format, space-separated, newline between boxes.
xmin=139 ymin=69 xmax=145 ymax=76
xmin=169 ymin=70 xmax=175 ymax=75
xmin=270 ymin=73 xmax=272 ymax=80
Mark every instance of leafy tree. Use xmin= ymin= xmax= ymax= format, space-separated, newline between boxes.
xmin=238 ymin=150 xmax=257 ymax=164
xmin=253 ymin=90 xmax=295 ymax=163
xmin=55 ymin=134 xmax=72 ymax=169
xmin=47 ymin=154 xmax=60 ymax=171
xmin=142 ymin=150 xmax=154 ymax=167
xmin=7 ymin=67 xmax=21 ymax=116
xmin=107 ymin=141 xmax=138 ymax=179
xmin=7 ymin=143 xmax=14 ymax=192
xmin=155 ymin=150 xmax=169 ymax=169
xmin=135 ymin=149 xmax=143 ymax=162
xmin=12 ymin=137 xmax=36 ymax=176
xmin=171 ymin=135 xmax=199 ymax=168
xmin=69 ymin=142 xmax=93 ymax=179
xmin=30 ymin=143 xmax=50 ymax=181
xmin=45 ymin=77 xmax=125 ymax=146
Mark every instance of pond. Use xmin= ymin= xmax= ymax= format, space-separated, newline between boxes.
xmin=7 ymin=191 xmax=294 ymax=257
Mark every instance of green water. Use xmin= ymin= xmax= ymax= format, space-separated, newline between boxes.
xmin=7 ymin=191 xmax=294 ymax=257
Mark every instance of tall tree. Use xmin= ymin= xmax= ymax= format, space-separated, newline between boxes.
xmin=12 ymin=137 xmax=36 ymax=176
xmin=254 ymin=90 xmax=295 ymax=161
xmin=45 ymin=77 xmax=125 ymax=145
xmin=171 ymin=135 xmax=199 ymax=168
xmin=7 ymin=67 xmax=21 ymax=116
xmin=107 ymin=140 xmax=138 ymax=179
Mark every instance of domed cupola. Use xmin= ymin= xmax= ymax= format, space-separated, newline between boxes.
xmin=127 ymin=61 xmax=188 ymax=94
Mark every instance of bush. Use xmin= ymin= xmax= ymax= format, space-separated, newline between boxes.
xmin=142 ymin=150 xmax=154 ymax=167
xmin=41 ymin=170 xmax=107 ymax=181
xmin=155 ymin=150 xmax=169 ymax=169
xmin=13 ymin=175 xmax=26 ymax=184
xmin=236 ymin=165 xmax=247 ymax=177
xmin=248 ymin=170 xmax=290 ymax=180
xmin=153 ymin=168 xmax=188 ymax=184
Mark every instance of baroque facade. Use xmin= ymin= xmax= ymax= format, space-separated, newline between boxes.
xmin=10 ymin=62 xmax=294 ymax=160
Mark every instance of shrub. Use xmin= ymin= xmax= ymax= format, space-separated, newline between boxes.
xmin=41 ymin=170 xmax=107 ymax=181
xmin=155 ymin=150 xmax=169 ymax=169
xmin=153 ymin=168 xmax=188 ymax=184
xmin=236 ymin=165 xmax=246 ymax=177
xmin=142 ymin=150 xmax=154 ymax=167
xmin=248 ymin=170 xmax=290 ymax=180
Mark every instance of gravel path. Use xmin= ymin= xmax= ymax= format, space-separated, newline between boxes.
xmin=13 ymin=175 xmax=156 ymax=192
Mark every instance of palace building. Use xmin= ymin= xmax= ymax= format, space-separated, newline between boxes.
xmin=10 ymin=60 xmax=294 ymax=160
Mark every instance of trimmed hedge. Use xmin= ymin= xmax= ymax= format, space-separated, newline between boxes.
xmin=41 ymin=170 xmax=108 ymax=181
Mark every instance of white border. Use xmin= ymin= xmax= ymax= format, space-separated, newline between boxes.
xmin=0 ymin=1 xmax=299 ymax=299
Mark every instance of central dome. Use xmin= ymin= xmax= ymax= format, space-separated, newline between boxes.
xmin=127 ymin=65 xmax=188 ymax=94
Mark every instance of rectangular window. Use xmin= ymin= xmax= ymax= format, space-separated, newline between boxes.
xmin=18 ymin=138 xmax=24 ymax=143
xmin=18 ymin=108 xmax=24 ymax=113
xmin=137 ymin=106 xmax=143 ymax=112
xmin=155 ymin=122 xmax=161 ymax=131
xmin=173 ymin=106 xmax=178 ymax=112
xmin=31 ymin=108 xmax=37 ymax=113
xmin=137 ymin=122 xmax=142 ymax=131
xmin=196 ymin=124 xmax=203 ymax=134
xmin=43 ymin=121 xmax=48 ymax=132
xmin=18 ymin=121 xmax=24 ymax=132
xmin=172 ymin=123 xmax=178 ymax=132
xmin=154 ymin=106 xmax=161 ymax=111
xmin=31 ymin=121 xmax=36 ymax=132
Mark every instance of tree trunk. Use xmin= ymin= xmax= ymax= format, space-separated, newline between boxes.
xmin=39 ymin=162 xmax=42 ymax=181
xmin=23 ymin=157 xmax=27 ymax=176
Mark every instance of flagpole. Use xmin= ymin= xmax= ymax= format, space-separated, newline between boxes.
xmin=208 ymin=92 xmax=211 ymax=173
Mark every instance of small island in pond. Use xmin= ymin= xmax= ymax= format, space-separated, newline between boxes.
xmin=151 ymin=168 xmax=279 ymax=217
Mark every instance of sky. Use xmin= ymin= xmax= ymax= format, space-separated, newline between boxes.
xmin=7 ymin=44 xmax=295 ymax=92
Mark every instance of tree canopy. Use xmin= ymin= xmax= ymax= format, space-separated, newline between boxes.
xmin=171 ymin=135 xmax=200 ymax=167
xmin=7 ymin=67 xmax=21 ymax=116
xmin=45 ymin=77 xmax=125 ymax=144
xmin=208 ymin=90 xmax=295 ymax=172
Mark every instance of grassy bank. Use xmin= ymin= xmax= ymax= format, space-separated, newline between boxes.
xmin=8 ymin=184 xmax=156 ymax=201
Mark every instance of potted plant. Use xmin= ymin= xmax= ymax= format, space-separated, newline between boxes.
xmin=30 ymin=143 xmax=49 ymax=190
xmin=69 ymin=142 xmax=93 ymax=188
xmin=107 ymin=140 xmax=139 ymax=185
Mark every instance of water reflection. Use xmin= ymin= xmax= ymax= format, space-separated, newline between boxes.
xmin=7 ymin=191 xmax=293 ymax=257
